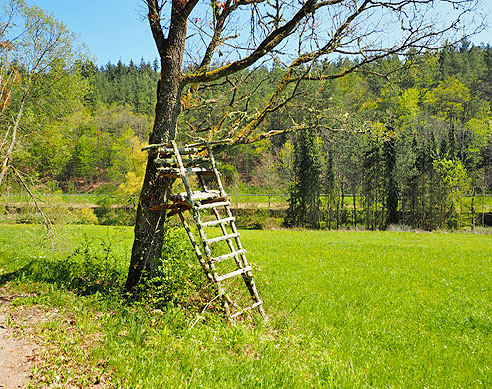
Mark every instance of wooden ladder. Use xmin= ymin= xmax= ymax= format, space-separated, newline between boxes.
xmin=147 ymin=140 xmax=267 ymax=321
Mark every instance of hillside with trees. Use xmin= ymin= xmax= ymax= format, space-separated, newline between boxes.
xmin=2 ymin=43 xmax=491 ymax=231
xmin=1 ymin=1 xmax=491 ymax=233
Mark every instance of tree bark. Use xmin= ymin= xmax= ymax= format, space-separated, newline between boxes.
xmin=125 ymin=2 xmax=189 ymax=292
xmin=471 ymin=189 xmax=475 ymax=231
xmin=0 ymin=94 xmax=26 ymax=187
xmin=328 ymin=194 xmax=332 ymax=230
xmin=340 ymin=182 xmax=345 ymax=228
xmin=482 ymin=185 xmax=485 ymax=228
xmin=352 ymin=182 xmax=357 ymax=228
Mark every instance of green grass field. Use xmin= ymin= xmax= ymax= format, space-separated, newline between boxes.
xmin=0 ymin=193 xmax=116 ymax=205
xmin=2 ymin=192 xmax=491 ymax=212
xmin=1 ymin=225 xmax=492 ymax=387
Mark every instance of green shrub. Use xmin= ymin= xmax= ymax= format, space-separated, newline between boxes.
xmin=235 ymin=209 xmax=270 ymax=229
xmin=73 ymin=207 xmax=99 ymax=224
xmin=95 ymin=196 xmax=134 ymax=225
xmin=133 ymin=226 xmax=217 ymax=314
xmin=23 ymin=235 xmax=126 ymax=296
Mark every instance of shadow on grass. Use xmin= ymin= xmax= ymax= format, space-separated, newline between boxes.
xmin=1 ymin=254 xmax=219 ymax=316
xmin=1 ymin=228 xmax=217 ymax=314
xmin=0 ymin=244 xmax=125 ymax=299
xmin=26 ymin=255 xmax=124 ymax=297
xmin=0 ymin=263 xmax=34 ymax=286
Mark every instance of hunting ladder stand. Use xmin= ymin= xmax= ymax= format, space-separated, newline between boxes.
xmin=144 ymin=140 xmax=267 ymax=321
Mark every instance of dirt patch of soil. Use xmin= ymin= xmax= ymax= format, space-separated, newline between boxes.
xmin=0 ymin=294 xmax=38 ymax=388
xmin=0 ymin=288 xmax=111 ymax=388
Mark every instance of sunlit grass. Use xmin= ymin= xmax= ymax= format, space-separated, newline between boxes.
xmin=1 ymin=225 xmax=492 ymax=387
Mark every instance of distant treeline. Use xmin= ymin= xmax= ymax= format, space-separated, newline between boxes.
xmin=2 ymin=42 xmax=492 ymax=230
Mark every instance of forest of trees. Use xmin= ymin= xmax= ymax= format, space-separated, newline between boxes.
xmin=1 ymin=36 xmax=491 ymax=230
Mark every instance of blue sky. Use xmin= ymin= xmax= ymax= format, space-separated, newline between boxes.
xmin=32 ymin=0 xmax=491 ymax=67
xmin=33 ymin=0 xmax=159 ymax=66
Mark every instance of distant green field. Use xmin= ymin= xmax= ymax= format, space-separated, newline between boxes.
xmin=0 ymin=193 xmax=119 ymax=205
xmin=2 ymin=192 xmax=490 ymax=208
xmin=1 ymin=225 xmax=492 ymax=387
xmin=228 ymin=193 xmax=287 ymax=205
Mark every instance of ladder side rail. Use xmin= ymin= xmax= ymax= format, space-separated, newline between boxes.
xmin=205 ymin=142 xmax=227 ymax=197
xmin=198 ymin=180 xmax=250 ymax=319
xmin=209 ymin=204 xmax=267 ymax=320
xmin=197 ymin=148 xmax=245 ymax=266
xmin=170 ymin=140 xmax=195 ymax=202
xmin=222 ymin=203 xmax=267 ymax=319
xmin=178 ymin=212 xmax=211 ymax=278
xmin=171 ymin=140 xmax=231 ymax=317
xmin=192 ymin=207 xmax=232 ymax=317
xmin=222 ymin=205 xmax=247 ymax=264
xmin=196 ymin=168 xmax=242 ymax=266
xmin=202 ymin=148 xmax=266 ymax=319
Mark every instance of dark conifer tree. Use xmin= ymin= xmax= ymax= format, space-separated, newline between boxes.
xmin=384 ymin=135 xmax=399 ymax=227
xmin=285 ymin=128 xmax=322 ymax=229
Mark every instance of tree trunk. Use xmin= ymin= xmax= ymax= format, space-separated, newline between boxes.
xmin=340 ymin=182 xmax=345 ymax=228
xmin=352 ymin=182 xmax=357 ymax=229
xmin=401 ymin=196 xmax=406 ymax=226
xmin=383 ymin=138 xmax=398 ymax=228
xmin=471 ymin=189 xmax=475 ymax=231
xmin=373 ymin=190 xmax=378 ymax=230
xmin=125 ymin=9 xmax=188 ymax=292
xmin=439 ymin=189 xmax=444 ymax=229
xmin=0 ymin=94 xmax=26 ymax=187
xmin=419 ymin=180 xmax=423 ymax=229
xmin=482 ymin=185 xmax=485 ymax=228
xmin=124 ymin=155 xmax=169 ymax=291
xmin=411 ymin=184 xmax=416 ymax=229
xmin=336 ymin=185 xmax=341 ymax=229
xmin=327 ymin=194 xmax=332 ymax=229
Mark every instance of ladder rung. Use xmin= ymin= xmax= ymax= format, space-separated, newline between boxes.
xmin=183 ymin=157 xmax=210 ymax=164
xmin=230 ymin=301 xmax=263 ymax=319
xmin=157 ymin=167 xmax=213 ymax=175
xmin=191 ymin=191 xmax=220 ymax=201
xmin=155 ymin=157 xmax=210 ymax=166
xmin=197 ymin=201 xmax=230 ymax=210
xmin=157 ymin=167 xmax=180 ymax=174
xmin=154 ymin=157 xmax=174 ymax=166
xmin=157 ymin=171 xmax=180 ymax=178
xmin=170 ymin=190 xmax=220 ymax=203
xmin=200 ymin=216 xmax=235 ymax=227
xmin=206 ymin=233 xmax=240 ymax=245
xmin=216 ymin=266 xmax=252 ymax=282
xmin=155 ymin=146 xmax=198 ymax=155
xmin=211 ymin=248 xmax=245 ymax=262
xmin=185 ymin=167 xmax=214 ymax=173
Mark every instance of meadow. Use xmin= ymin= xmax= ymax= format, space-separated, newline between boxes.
xmin=2 ymin=192 xmax=491 ymax=230
xmin=1 ymin=224 xmax=492 ymax=387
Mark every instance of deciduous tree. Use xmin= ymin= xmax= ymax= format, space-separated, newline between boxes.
xmin=0 ymin=0 xmax=84 ymax=187
xmin=126 ymin=0 xmax=485 ymax=290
